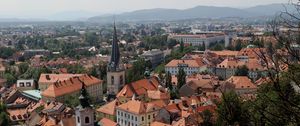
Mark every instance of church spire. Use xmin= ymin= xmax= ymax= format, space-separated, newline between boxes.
xmin=109 ymin=21 xmax=121 ymax=72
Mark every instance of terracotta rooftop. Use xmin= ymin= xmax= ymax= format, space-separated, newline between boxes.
xmin=165 ymin=59 xmax=203 ymax=68
xmin=226 ymin=76 xmax=257 ymax=89
xmin=212 ymin=50 xmax=239 ymax=57
xmin=117 ymin=77 xmax=159 ymax=98
xmin=151 ymin=121 xmax=171 ymax=126
xmin=99 ymin=118 xmax=118 ymax=126
xmin=39 ymin=73 xmax=83 ymax=84
xmin=42 ymin=74 xmax=102 ymax=98
xmin=117 ymin=100 xmax=161 ymax=115
xmin=97 ymin=99 xmax=119 ymax=115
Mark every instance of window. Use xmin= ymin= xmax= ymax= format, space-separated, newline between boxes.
xmin=142 ymin=117 xmax=144 ymax=121
xmin=148 ymin=115 xmax=150 ymax=119
xmin=118 ymin=111 xmax=120 ymax=115
xmin=19 ymin=82 xmax=24 ymax=87
xmin=153 ymin=114 xmax=155 ymax=118
xmin=111 ymin=76 xmax=114 ymax=85
xmin=77 ymin=116 xmax=80 ymax=123
xmin=131 ymin=115 xmax=133 ymax=120
xmin=135 ymin=117 xmax=137 ymax=121
xmin=85 ymin=117 xmax=90 ymax=124
xmin=120 ymin=75 xmax=123 ymax=85
xmin=26 ymin=82 xmax=31 ymax=87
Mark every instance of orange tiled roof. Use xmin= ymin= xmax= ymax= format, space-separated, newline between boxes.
xmin=237 ymin=48 xmax=266 ymax=59
xmin=217 ymin=58 xmax=244 ymax=68
xmin=151 ymin=121 xmax=171 ymax=126
xmin=97 ymin=99 xmax=119 ymax=115
xmin=226 ymin=76 xmax=257 ymax=89
xmin=212 ymin=50 xmax=239 ymax=57
xmin=99 ymin=118 xmax=118 ymax=126
xmin=147 ymin=88 xmax=170 ymax=100
xmin=117 ymin=77 xmax=159 ymax=98
xmin=117 ymin=100 xmax=161 ymax=115
xmin=165 ymin=59 xmax=203 ymax=67
xmin=39 ymin=73 xmax=83 ymax=84
xmin=42 ymin=74 xmax=102 ymax=98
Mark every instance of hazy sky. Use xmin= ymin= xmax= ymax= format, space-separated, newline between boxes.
xmin=0 ymin=0 xmax=287 ymax=19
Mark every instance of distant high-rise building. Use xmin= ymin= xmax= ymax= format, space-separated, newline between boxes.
xmin=107 ymin=22 xmax=125 ymax=95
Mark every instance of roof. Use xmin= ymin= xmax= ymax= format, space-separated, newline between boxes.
xmin=237 ymin=48 xmax=266 ymax=59
xmin=42 ymin=74 xmax=102 ymax=98
xmin=217 ymin=58 xmax=244 ymax=68
xmin=226 ymin=76 xmax=257 ymax=89
xmin=117 ymin=77 xmax=159 ymax=98
xmin=97 ymin=99 xmax=119 ymax=115
xmin=212 ymin=50 xmax=238 ymax=57
xmin=151 ymin=121 xmax=171 ymax=126
xmin=166 ymin=59 xmax=203 ymax=68
xmin=39 ymin=73 xmax=83 ymax=84
xmin=22 ymin=90 xmax=42 ymax=99
xmin=117 ymin=100 xmax=161 ymax=115
xmin=147 ymin=88 xmax=170 ymax=100
xmin=99 ymin=118 xmax=118 ymax=126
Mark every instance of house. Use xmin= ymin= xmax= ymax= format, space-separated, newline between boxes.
xmin=16 ymin=79 xmax=35 ymax=91
xmin=116 ymin=77 xmax=160 ymax=103
xmin=165 ymin=59 xmax=206 ymax=75
xmin=41 ymin=74 xmax=103 ymax=103
xmin=141 ymin=49 xmax=164 ymax=68
xmin=38 ymin=73 xmax=83 ymax=91
xmin=97 ymin=99 xmax=120 ymax=121
xmin=116 ymin=99 xmax=162 ymax=126
xmin=179 ymin=75 xmax=220 ymax=97
xmin=225 ymin=76 xmax=257 ymax=94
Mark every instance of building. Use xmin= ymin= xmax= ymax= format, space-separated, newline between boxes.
xmin=165 ymin=59 xmax=206 ymax=75
xmin=38 ymin=73 xmax=83 ymax=91
xmin=116 ymin=77 xmax=160 ymax=104
xmin=97 ymin=99 xmax=120 ymax=121
xmin=225 ymin=76 xmax=257 ymax=94
xmin=179 ymin=74 xmax=220 ymax=97
xmin=16 ymin=79 xmax=35 ymax=91
xmin=75 ymin=85 xmax=95 ymax=126
xmin=215 ymin=58 xmax=244 ymax=80
xmin=107 ymin=22 xmax=126 ymax=95
xmin=141 ymin=49 xmax=164 ymax=67
xmin=23 ymin=49 xmax=50 ymax=59
xmin=168 ymin=33 xmax=226 ymax=47
xmin=41 ymin=74 xmax=103 ymax=103
xmin=116 ymin=99 xmax=162 ymax=126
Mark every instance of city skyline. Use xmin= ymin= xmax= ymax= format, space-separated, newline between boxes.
xmin=0 ymin=0 xmax=287 ymax=20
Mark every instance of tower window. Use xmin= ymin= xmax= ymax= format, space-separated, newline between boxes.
xmin=120 ymin=75 xmax=123 ymax=85
xmin=77 ymin=116 xmax=80 ymax=123
xmin=85 ymin=117 xmax=90 ymax=124
xmin=111 ymin=76 xmax=114 ymax=85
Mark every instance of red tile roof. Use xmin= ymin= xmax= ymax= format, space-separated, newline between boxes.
xmin=117 ymin=77 xmax=159 ymax=98
xmin=99 ymin=118 xmax=118 ymax=126
xmin=42 ymin=74 xmax=102 ymax=98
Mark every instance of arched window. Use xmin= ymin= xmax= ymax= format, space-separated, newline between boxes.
xmin=120 ymin=75 xmax=123 ymax=85
xmin=77 ymin=116 xmax=80 ymax=123
xmin=111 ymin=76 xmax=114 ymax=85
xmin=85 ymin=116 xmax=90 ymax=124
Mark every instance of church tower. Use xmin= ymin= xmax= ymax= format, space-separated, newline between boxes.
xmin=75 ymin=84 xmax=95 ymax=126
xmin=106 ymin=22 xmax=125 ymax=95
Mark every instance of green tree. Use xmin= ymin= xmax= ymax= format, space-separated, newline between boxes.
xmin=126 ymin=58 xmax=147 ymax=83
xmin=180 ymin=41 xmax=184 ymax=52
xmin=165 ymin=72 xmax=172 ymax=89
xmin=200 ymin=110 xmax=213 ymax=126
xmin=235 ymin=65 xmax=249 ymax=76
xmin=0 ymin=103 xmax=9 ymax=126
xmin=177 ymin=67 xmax=186 ymax=89
xmin=18 ymin=62 xmax=29 ymax=75
xmin=216 ymin=91 xmax=250 ymax=125
xmin=85 ymin=32 xmax=99 ymax=46
xmin=235 ymin=39 xmax=243 ymax=51
xmin=4 ymin=73 xmax=16 ymax=87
